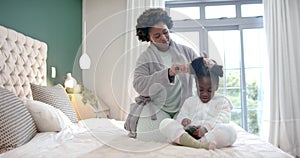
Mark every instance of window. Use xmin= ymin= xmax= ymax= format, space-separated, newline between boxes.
xmin=170 ymin=7 xmax=200 ymax=20
xmin=205 ymin=5 xmax=236 ymax=19
xmin=170 ymin=32 xmax=200 ymax=53
xmin=166 ymin=0 xmax=265 ymax=135
xmin=241 ymin=4 xmax=264 ymax=17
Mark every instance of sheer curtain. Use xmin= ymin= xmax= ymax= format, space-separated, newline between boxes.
xmin=119 ymin=0 xmax=165 ymax=120
xmin=264 ymin=0 xmax=300 ymax=156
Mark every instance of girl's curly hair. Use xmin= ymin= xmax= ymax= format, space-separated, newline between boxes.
xmin=190 ymin=57 xmax=223 ymax=86
xmin=136 ymin=8 xmax=173 ymax=42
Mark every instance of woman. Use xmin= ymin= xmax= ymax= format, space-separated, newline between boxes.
xmin=124 ymin=8 xmax=200 ymax=142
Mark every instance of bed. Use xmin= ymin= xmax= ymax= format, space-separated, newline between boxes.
xmin=0 ymin=25 xmax=294 ymax=158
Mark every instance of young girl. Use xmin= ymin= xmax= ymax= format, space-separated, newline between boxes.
xmin=159 ymin=57 xmax=237 ymax=150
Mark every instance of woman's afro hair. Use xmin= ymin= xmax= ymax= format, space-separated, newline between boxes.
xmin=136 ymin=8 xmax=173 ymax=42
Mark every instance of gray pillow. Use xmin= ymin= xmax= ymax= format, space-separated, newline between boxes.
xmin=0 ymin=87 xmax=37 ymax=153
xmin=30 ymin=83 xmax=78 ymax=123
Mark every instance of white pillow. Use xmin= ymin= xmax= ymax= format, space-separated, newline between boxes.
xmin=24 ymin=100 xmax=73 ymax=132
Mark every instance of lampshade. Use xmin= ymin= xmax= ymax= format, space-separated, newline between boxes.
xmin=64 ymin=73 xmax=77 ymax=88
xmin=79 ymin=53 xmax=91 ymax=69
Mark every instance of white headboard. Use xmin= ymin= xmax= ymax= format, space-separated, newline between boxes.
xmin=0 ymin=25 xmax=47 ymax=99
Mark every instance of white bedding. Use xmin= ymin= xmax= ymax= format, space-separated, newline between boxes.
xmin=0 ymin=118 xmax=293 ymax=158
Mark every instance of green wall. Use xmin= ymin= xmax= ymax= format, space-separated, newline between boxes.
xmin=0 ymin=0 xmax=82 ymax=85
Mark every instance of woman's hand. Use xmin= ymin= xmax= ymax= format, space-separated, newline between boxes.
xmin=201 ymin=50 xmax=217 ymax=69
xmin=203 ymin=58 xmax=216 ymax=69
xmin=169 ymin=63 xmax=189 ymax=76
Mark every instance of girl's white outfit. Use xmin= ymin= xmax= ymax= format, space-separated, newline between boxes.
xmin=160 ymin=95 xmax=237 ymax=148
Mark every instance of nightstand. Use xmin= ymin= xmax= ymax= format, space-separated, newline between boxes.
xmin=68 ymin=93 xmax=110 ymax=120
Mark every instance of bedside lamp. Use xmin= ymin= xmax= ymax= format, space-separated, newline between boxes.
xmin=64 ymin=73 xmax=77 ymax=88
xmin=64 ymin=73 xmax=81 ymax=93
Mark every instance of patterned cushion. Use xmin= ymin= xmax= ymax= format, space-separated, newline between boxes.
xmin=30 ymin=83 xmax=78 ymax=123
xmin=0 ymin=87 xmax=37 ymax=153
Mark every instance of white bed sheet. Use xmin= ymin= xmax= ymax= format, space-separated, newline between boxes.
xmin=0 ymin=118 xmax=293 ymax=158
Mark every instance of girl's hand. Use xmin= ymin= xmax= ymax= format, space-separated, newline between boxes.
xmin=193 ymin=126 xmax=208 ymax=138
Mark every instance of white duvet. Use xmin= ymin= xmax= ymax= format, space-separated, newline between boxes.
xmin=0 ymin=118 xmax=293 ymax=158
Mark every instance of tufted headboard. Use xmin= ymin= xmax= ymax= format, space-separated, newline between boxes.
xmin=0 ymin=25 xmax=47 ymax=99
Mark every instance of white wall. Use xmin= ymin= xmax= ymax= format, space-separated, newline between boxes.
xmin=83 ymin=0 xmax=127 ymax=119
